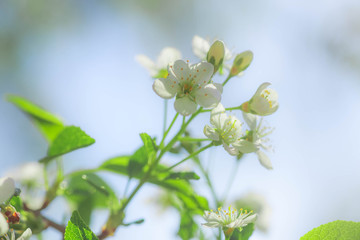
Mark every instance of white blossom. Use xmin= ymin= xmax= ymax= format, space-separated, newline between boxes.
xmin=0 ymin=177 xmax=15 ymax=204
xmin=241 ymin=82 xmax=279 ymax=116
xmin=153 ymin=60 xmax=222 ymax=116
xmin=233 ymin=112 xmax=274 ymax=169
xmin=202 ymin=206 xmax=257 ymax=229
xmin=136 ymin=47 xmax=182 ymax=78
xmin=204 ymin=103 xmax=243 ymax=155
xmin=2 ymin=228 xmax=32 ymax=240
xmin=0 ymin=214 xmax=9 ymax=236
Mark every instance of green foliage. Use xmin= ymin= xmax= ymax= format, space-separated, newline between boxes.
xmin=300 ymin=220 xmax=360 ymax=240
xmin=140 ymin=133 xmax=157 ymax=165
xmin=40 ymin=126 xmax=95 ymax=163
xmin=230 ymin=223 xmax=255 ymax=240
xmin=65 ymin=211 xmax=99 ymax=240
xmin=165 ymin=171 xmax=200 ymax=180
xmin=177 ymin=211 xmax=198 ymax=240
xmin=9 ymin=196 xmax=22 ymax=211
xmin=7 ymin=95 xmax=64 ymax=142
xmin=62 ymin=173 xmax=119 ymax=224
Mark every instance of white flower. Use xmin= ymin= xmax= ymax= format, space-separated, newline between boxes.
xmin=2 ymin=228 xmax=32 ymax=240
xmin=233 ymin=112 xmax=274 ymax=169
xmin=192 ymin=35 xmax=232 ymax=61
xmin=0 ymin=177 xmax=15 ymax=204
xmin=6 ymin=163 xmax=45 ymax=210
xmin=153 ymin=60 xmax=222 ymax=116
xmin=0 ymin=214 xmax=9 ymax=236
xmin=204 ymin=103 xmax=243 ymax=156
xmin=136 ymin=47 xmax=182 ymax=78
xmin=240 ymin=82 xmax=279 ymax=116
xmin=202 ymin=206 xmax=257 ymax=229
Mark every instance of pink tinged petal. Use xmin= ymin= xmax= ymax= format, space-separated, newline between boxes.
xmin=190 ymin=62 xmax=214 ymax=86
xmin=256 ymin=150 xmax=273 ymax=170
xmin=223 ymin=141 xmax=239 ymax=156
xmin=233 ymin=140 xmax=258 ymax=153
xmin=135 ymin=55 xmax=157 ymax=76
xmin=242 ymin=112 xmax=257 ymax=130
xmin=195 ymin=84 xmax=221 ymax=108
xmin=0 ymin=177 xmax=15 ymax=203
xmin=210 ymin=103 xmax=227 ymax=129
xmin=192 ymin=35 xmax=210 ymax=60
xmin=157 ymin=47 xmax=182 ymax=69
xmin=174 ymin=96 xmax=198 ymax=116
xmin=204 ymin=125 xmax=220 ymax=141
xmin=0 ymin=214 xmax=9 ymax=235
xmin=168 ymin=60 xmax=190 ymax=82
xmin=153 ymin=78 xmax=179 ymax=99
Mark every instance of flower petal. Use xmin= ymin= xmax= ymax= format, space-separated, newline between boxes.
xmin=192 ymin=35 xmax=210 ymax=60
xmin=256 ymin=150 xmax=273 ymax=169
xmin=153 ymin=78 xmax=179 ymax=99
xmin=174 ymin=96 xmax=198 ymax=116
xmin=190 ymin=62 xmax=214 ymax=86
xmin=0 ymin=177 xmax=15 ymax=203
xmin=135 ymin=55 xmax=157 ymax=77
xmin=252 ymin=82 xmax=271 ymax=99
xmin=242 ymin=112 xmax=257 ymax=130
xmin=204 ymin=125 xmax=219 ymax=141
xmin=223 ymin=141 xmax=239 ymax=156
xmin=210 ymin=103 xmax=227 ymax=129
xmin=195 ymin=84 xmax=221 ymax=108
xmin=213 ymin=83 xmax=223 ymax=94
xmin=233 ymin=139 xmax=258 ymax=153
xmin=168 ymin=60 xmax=190 ymax=82
xmin=18 ymin=228 xmax=32 ymax=240
xmin=250 ymin=96 xmax=272 ymax=116
xmin=157 ymin=47 xmax=182 ymax=69
xmin=0 ymin=214 xmax=9 ymax=236
xmin=242 ymin=213 xmax=258 ymax=225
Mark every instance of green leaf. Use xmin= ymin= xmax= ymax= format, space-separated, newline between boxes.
xmin=140 ymin=133 xmax=157 ymax=165
xmin=9 ymin=196 xmax=22 ymax=211
xmin=65 ymin=211 xmax=99 ymax=240
xmin=63 ymin=173 xmax=119 ymax=224
xmin=300 ymin=220 xmax=360 ymax=240
xmin=7 ymin=95 xmax=64 ymax=142
xmin=127 ymin=146 xmax=148 ymax=178
xmin=166 ymin=171 xmax=200 ymax=181
xmin=40 ymin=126 xmax=95 ymax=163
xmin=230 ymin=223 xmax=255 ymax=240
xmin=177 ymin=211 xmax=198 ymax=240
xmin=99 ymin=156 xmax=208 ymax=213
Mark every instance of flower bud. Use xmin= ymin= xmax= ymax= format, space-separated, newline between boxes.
xmin=230 ymin=51 xmax=253 ymax=76
xmin=206 ymin=40 xmax=225 ymax=74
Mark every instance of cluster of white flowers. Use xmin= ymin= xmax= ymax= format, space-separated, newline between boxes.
xmin=137 ymin=35 xmax=279 ymax=169
xmin=137 ymin=35 xmax=279 ymax=237
xmin=0 ymin=177 xmax=32 ymax=240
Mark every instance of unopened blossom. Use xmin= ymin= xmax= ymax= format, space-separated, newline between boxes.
xmin=136 ymin=47 xmax=182 ymax=78
xmin=202 ymin=206 xmax=257 ymax=237
xmin=192 ymin=35 xmax=232 ymax=62
xmin=2 ymin=228 xmax=32 ymax=240
xmin=153 ymin=60 xmax=222 ymax=116
xmin=203 ymin=103 xmax=243 ymax=155
xmin=0 ymin=177 xmax=15 ymax=204
xmin=240 ymin=82 xmax=278 ymax=116
xmin=0 ymin=214 xmax=8 ymax=236
xmin=233 ymin=112 xmax=274 ymax=169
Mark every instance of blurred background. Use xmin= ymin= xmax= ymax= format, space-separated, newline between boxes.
xmin=1 ymin=0 xmax=360 ymax=239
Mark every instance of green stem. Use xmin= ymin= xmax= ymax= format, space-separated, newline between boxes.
xmin=222 ymin=74 xmax=233 ymax=86
xmin=43 ymin=164 xmax=49 ymax=191
xmin=201 ymin=106 xmax=240 ymax=113
xmin=165 ymin=143 xmax=213 ymax=172
xmin=162 ymin=99 xmax=168 ymax=136
xmin=222 ymin=160 xmax=241 ymax=203
xmin=160 ymin=113 xmax=179 ymax=148
xmin=56 ymin=158 xmax=63 ymax=182
xmin=178 ymin=137 xmax=212 ymax=142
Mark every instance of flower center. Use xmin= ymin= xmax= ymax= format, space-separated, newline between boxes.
xmin=261 ymin=89 xmax=273 ymax=108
